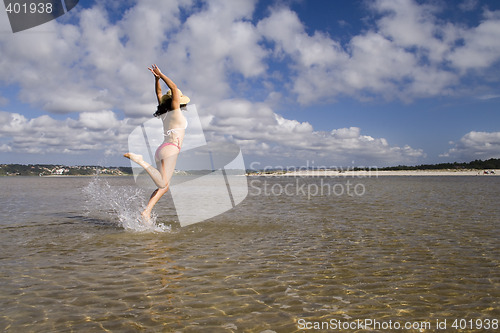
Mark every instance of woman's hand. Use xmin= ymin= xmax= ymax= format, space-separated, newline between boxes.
xmin=148 ymin=64 xmax=162 ymax=79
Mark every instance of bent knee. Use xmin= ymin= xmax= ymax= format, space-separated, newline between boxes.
xmin=158 ymin=181 xmax=170 ymax=190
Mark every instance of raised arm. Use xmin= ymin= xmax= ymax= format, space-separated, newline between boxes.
xmin=148 ymin=64 xmax=163 ymax=104
xmin=153 ymin=76 xmax=162 ymax=104
xmin=148 ymin=64 xmax=180 ymax=109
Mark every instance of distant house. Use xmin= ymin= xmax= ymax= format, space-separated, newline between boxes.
xmin=53 ymin=168 xmax=69 ymax=175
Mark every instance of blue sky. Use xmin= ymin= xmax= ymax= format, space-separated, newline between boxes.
xmin=0 ymin=0 xmax=499 ymax=168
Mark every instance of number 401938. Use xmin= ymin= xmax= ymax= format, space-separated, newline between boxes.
xmin=5 ymin=2 xmax=53 ymax=14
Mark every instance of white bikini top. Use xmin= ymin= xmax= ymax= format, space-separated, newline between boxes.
xmin=161 ymin=112 xmax=188 ymax=137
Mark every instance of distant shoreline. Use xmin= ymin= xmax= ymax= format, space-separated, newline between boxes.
xmin=3 ymin=170 xmax=497 ymax=177
xmin=38 ymin=174 xmax=132 ymax=177
xmin=0 ymin=174 xmax=132 ymax=178
xmin=249 ymin=169 xmax=499 ymax=177
xmin=0 ymin=164 xmax=132 ymax=177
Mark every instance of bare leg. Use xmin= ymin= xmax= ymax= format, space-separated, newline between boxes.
xmin=124 ymin=153 xmax=166 ymax=188
xmin=125 ymin=146 xmax=180 ymax=221
xmin=142 ymin=186 xmax=170 ymax=220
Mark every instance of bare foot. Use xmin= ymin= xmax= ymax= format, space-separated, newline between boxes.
xmin=124 ymin=152 xmax=144 ymax=164
xmin=141 ymin=210 xmax=152 ymax=225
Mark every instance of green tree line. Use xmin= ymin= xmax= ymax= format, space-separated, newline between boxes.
xmin=381 ymin=158 xmax=500 ymax=171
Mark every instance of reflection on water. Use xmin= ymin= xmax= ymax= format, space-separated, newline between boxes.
xmin=0 ymin=176 xmax=498 ymax=332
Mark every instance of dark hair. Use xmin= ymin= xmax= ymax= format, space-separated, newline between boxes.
xmin=153 ymin=99 xmax=172 ymax=117
xmin=153 ymin=100 xmax=188 ymax=117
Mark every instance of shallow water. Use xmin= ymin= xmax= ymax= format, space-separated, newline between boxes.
xmin=0 ymin=175 xmax=498 ymax=332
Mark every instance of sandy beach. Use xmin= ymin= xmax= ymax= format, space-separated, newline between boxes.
xmin=251 ymin=169 xmax=499 ymax=177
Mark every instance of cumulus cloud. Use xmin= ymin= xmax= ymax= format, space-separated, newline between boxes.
xmin=447 ymin=9 xmax=500 ymax=72
xmin=441 ymin=131 xmax=500 ymax=160
xmin=204 ymin=100 xmax=424 ymax=166
xmin=258 ymin=0 xmax=500 ymax=103
xmin=0 ymin=0 xmax=194 ymax=117
xmin=0 ymin=110 xmax=135 ymax=156
xmin=1 ymin=0 xmax=498 ymax=166
xmin=2 ymin=0 xmax=499 ymax=109
xmin=0 ymin=102 xmax=423 ymax=166
xmin=165 ymin=0 xmax=267 ymax=106
xmin=79 ymin=110 xmax=120 ymax=130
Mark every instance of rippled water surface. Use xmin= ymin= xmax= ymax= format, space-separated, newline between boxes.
xmin=0 ymin=175 xmax=498 ymax=332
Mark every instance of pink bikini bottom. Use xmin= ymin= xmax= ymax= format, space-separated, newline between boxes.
xmin=155 ymin=141 xmax=181 ymax=161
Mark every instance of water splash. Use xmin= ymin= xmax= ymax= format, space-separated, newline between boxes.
xmin=82 ymin=176 xmax=170 ymax=233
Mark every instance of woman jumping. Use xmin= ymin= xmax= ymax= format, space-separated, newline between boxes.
xmin=124 ymin=64 xmax=190 ymax=223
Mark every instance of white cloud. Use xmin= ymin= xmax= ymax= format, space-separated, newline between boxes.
xmin=258 ymin=0 xmax=500 ymax=103
xmin=0 ymin=143 xmax=12 ymax=152
xmin=2 ymin=0 xmax=499 ymax=112
xmin=372 ymin=0 xmax=453 ymax=63
xmin=1 ymin=0 xmax=498 ymax=166
xmin=447 ymin=10 xmax=500 ymax=72
xmin=203 ymin=100 xmax=424 ymax=166
xmin=459 ymin=0 xmax=478 ymax=12
xmin=0 ymin=0 xmax=195 ymax=117
xmin=441 ymin=131 xmax=500 ymax=160
xmin=79 ymin=110 xmax=120 ymax=130
xmin=165 ymin=0 xmax=267 ymax=106
xmin=257 ymin=7 xmax=349 ymax=104
xmin=477 ymin=94 xmax=500 ymax=101
xmin=257 ymin=7 xmax=345 ymax=68
xmin=0 ymin=110 xmax=135 ymax=156
xmin=0 ymin=0 xmax=427 ymax=166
